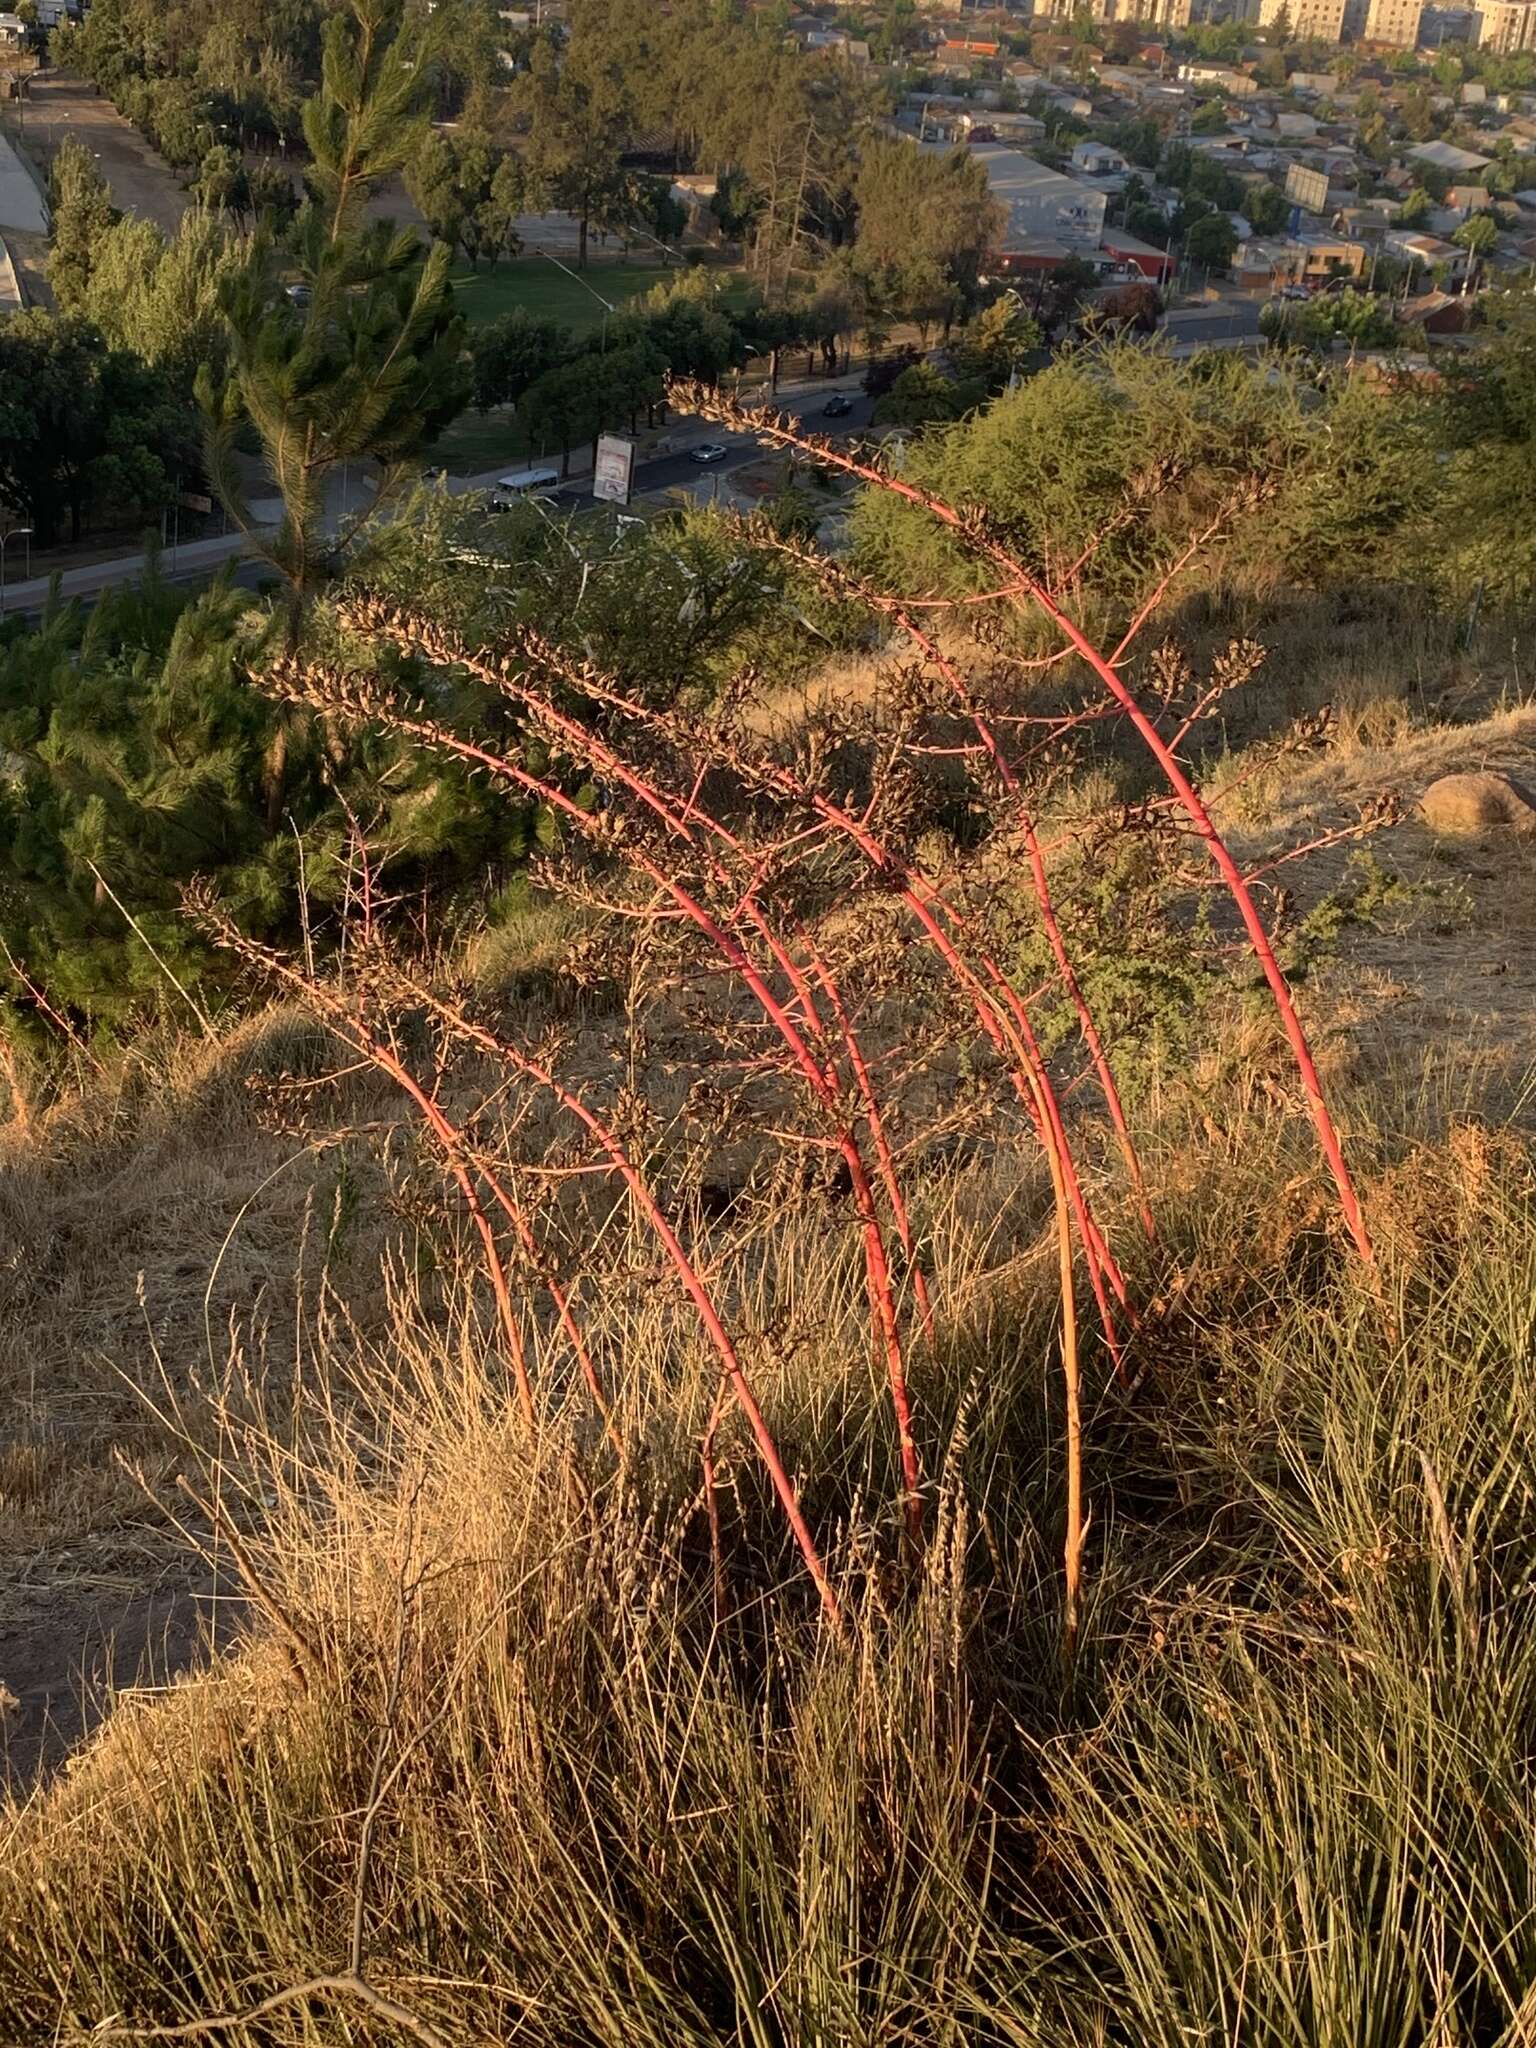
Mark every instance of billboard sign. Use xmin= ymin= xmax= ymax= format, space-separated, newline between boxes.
xmin=592 ymin=434 xmax=635 ymax=506
xmin=1285 ymin=161 xmax=1329 ymax=214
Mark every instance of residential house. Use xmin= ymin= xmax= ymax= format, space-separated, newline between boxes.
xmin=1385 ymin=225 xmax=1473 ymax=276
xmin=981 ymin=110 xmax=1049 ymax=140
xmin=1407 ymin=137 xmax=1494 ymax=172
xmin=1402 ymin=287 xmax=1476 ymax=330
xmin=955 ymin=108 xmax=1045 ymax=141
xmin=1042 ymin=87 xmax=1094 ymax=118
xmin=801 ymin=26 xmax=872 ymax=58
xmin=1443 ymin=182 xmax=1492 ymax=216
xmin=1232 ymin=229 xmax=1371 ymax=289
xmin=1231 ymin=237 xmax=1296 ymax=290
xmin=1178 ymin=60 xmax=1259 ymax=93
xmin=1071 ymin=139 xmax=1130 ymax=174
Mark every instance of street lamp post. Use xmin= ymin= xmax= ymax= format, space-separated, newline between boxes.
xmin=537 ymin=247 xmax=616 ymax=348
xmin=0 ymin=527 xmax=34 ymax=619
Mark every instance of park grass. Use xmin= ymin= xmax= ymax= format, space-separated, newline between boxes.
xmin=429 ymin=406 xmax=532 ymax=478
xmin=448 ymin=254 xmax=751 ymax=332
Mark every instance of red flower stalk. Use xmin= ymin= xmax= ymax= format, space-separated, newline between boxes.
xmin=686 ymin=391 xmax=1373 ymax=1267
xmin=332 ymin=606 xmax=930 ymax=1542
xmin=390 ymin=973 xmax=847 ymax=1639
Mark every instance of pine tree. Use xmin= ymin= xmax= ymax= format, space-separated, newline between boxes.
xmin=197 ymin=0 xmax=470 ymax=822
xmin=46 ymin=139 xmax=118 ymax=310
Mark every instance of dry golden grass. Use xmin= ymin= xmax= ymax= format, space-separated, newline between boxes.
xmin=2 ymin=584 xmax=1536 ymax=2038
xmin=0 ymin=1040 xmax=1529 ymax=2042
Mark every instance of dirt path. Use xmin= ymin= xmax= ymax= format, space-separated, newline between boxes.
xmin=20 ymin=73 xmax=186 ymax=235
xmin=0 ymin=1566 xmax=241 ymax=1785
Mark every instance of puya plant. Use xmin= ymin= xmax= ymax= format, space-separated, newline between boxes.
xmin=186 ymin=399 xmax=1389 ymax=1656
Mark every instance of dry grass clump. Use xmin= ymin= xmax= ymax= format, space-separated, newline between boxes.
xmin=0 ymin=1150 xmax=1071 ymax=2045
xmin=1 ymin=1104 xmax=1533 ymax=2044
xmin=0 ymin=1004 xmax=402 ymax=1562
xmin=6 ymin=387 xmax=1536 ymax=2043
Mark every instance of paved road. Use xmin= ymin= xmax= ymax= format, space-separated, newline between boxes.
xmin=1163 ymin=300 xmax=1266 ymax=344
xmin=3 ymin=378 xmax=875 ymax=622
xmin=3 ymin=540 xmax=270 ymax=624
xmin=0 ymin=129 xmax=46 ymax=235
xmin=556 ymin=386 xmax=875 ymax=504
xmin=19 ymin=73 xmax=186 ymax=232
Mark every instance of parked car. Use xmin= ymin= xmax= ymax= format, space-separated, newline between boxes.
xmin=689 ymin=442 xmax=731 ymax=464
xmin=822 ymin=393 xmax=855 ymax=418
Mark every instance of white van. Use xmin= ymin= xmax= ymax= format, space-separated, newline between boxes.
xmin=491 ymin=466 xmax=562 ymax=507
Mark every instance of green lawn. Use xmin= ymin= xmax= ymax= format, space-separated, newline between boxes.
xmin=449 ymin=256 xmax=752 ymax=332
xmin=431 ymin=409 xmax=532 ymax=477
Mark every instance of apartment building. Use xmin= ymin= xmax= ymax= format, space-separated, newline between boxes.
xmin=1255 ymin=0 xmax=1349 ymax=41
xmin=1476 ymin=0 xmax=1536 ymax=46
xmin=1352 ymin=0 xmax=1425 ymax=42
xmin=1420 ymin=3 xmax=1479 ymax=39
xmin=1030 ymin=0 xmax=1192 ymax=26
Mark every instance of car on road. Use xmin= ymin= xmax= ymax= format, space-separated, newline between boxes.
xmin=689 ymin=442 xmax=731 ymax=464
xmin=822 ymin=393 xmax=855 ymax=418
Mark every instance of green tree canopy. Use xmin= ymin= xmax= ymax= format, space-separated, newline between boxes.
xmin=1436 ymin=284 xmax=1536 ymax=599
xmin=76 ymin=210 xmax=243 ymax=396
xmin=407 ymin=127 xmax=525 ymax=268
xmin=852 ymin=137 xmax=1004 ymax=300
xmin=848 ymin=347 xmax=1437 ymax=635
xmin=514 ymin=33 xmax=631 ymax=270
xmin=46 ymin=139 xmax=118 ymax=311
xmin=1186 ymin=211 xmax=1238 ymax=272
xmin=0 ymin=310 xmax=186 ymax=546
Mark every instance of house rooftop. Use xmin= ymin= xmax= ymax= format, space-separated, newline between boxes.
xmin=944 ymin=142 xmax=1095 ymax=202
xmin=1408 ymin=139 xmax=1492 ymax=173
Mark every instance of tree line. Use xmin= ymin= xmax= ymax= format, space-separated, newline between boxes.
xmin=6 ymin=0 xmax=1536 ymax=1050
